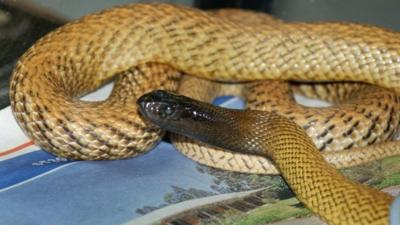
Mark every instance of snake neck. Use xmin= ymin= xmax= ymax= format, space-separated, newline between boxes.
xmin=184 ymin=110 xmax=395 ymax=225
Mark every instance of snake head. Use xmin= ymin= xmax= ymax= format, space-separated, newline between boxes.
xmin=138 ymin=90 xmax=227 ymax=141
xmin=137 ymin=90 xmax=213 ymax=131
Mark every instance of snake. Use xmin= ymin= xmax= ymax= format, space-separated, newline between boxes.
xmin=137 ymin=90 xmax=396 ymax=225
xmin=8 ymin=3 xmax=400 ymax=225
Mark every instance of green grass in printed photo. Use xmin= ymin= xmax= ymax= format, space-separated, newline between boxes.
xmin=203 ymin=198 xmax=311 ymax=225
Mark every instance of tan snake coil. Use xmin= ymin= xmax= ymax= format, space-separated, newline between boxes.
xmin=8 ymin=3 xmax=400 ymax=225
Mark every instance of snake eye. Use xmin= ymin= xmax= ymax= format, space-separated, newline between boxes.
xmin=160 ymin=104 xmax=177 ymax=118
xmin=164 ymin=105 xmax=175 ymax=116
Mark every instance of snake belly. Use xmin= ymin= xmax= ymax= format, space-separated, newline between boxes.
xmin=8 ymin=3 xmax=400 ymax=225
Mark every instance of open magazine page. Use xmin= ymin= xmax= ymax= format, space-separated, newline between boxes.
xmin=1 ymin=83 xmax=400 ymax=225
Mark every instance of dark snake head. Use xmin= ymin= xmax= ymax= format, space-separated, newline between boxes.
xmin=137 ymin=90 xmax=216 ymax=134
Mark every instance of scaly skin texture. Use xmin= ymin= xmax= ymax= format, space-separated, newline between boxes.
xmin=137 ymin=90 xmax=394 ymax=225
xmin=210 ymin=112 xmax=393 ymax=225
xmin=8 ymin=3 xmax=400 ymax=225
xmin=173 ymin=76 xmax=400 ymax=174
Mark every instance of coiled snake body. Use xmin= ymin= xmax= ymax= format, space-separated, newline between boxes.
xmin=9 ymin=3 xmax=400 ymax=225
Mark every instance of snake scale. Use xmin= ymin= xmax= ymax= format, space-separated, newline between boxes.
xmin=8 ymin=3 xmax=400 ymax=225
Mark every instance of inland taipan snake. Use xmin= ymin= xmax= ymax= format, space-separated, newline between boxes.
xmin=8 ymin=3 xmax=400 ymax=225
